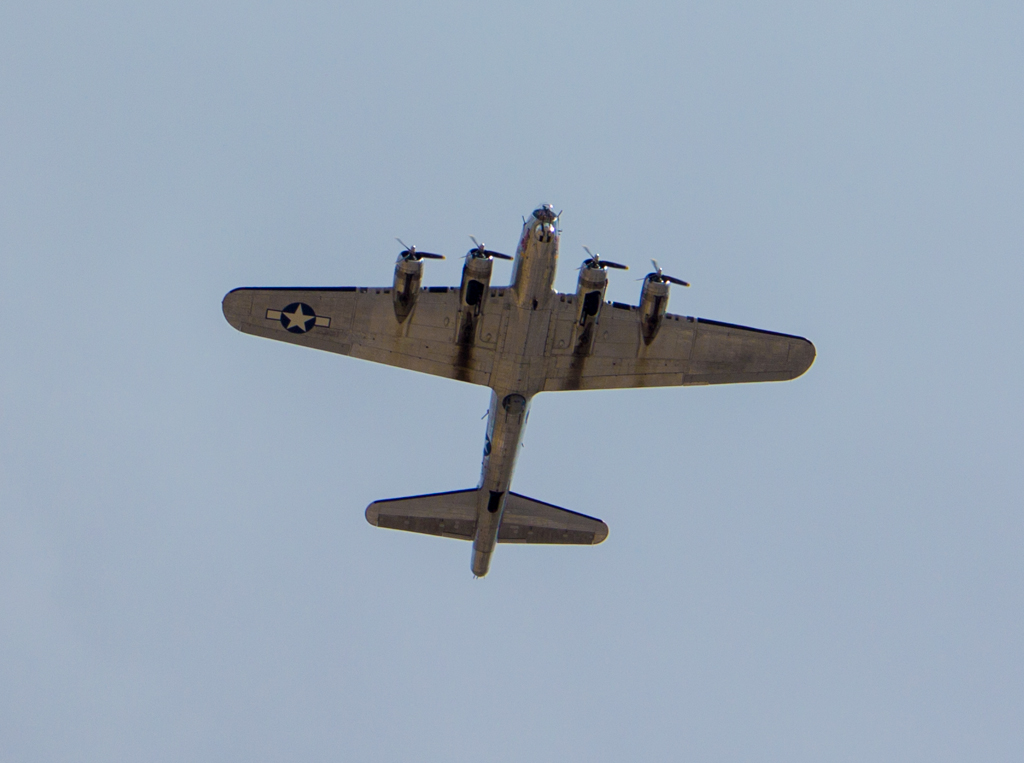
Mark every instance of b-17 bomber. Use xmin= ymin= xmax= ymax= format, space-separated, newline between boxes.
xmin=222 ymin=205 xmax=815 ymax=576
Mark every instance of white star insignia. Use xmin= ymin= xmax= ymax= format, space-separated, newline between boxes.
xmin=283 ymin=305 xmax=314 ymax=332
xmin=266 ymin=303 xmax=329 ymax=332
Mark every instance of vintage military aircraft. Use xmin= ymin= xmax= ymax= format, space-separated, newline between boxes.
xmin=222 ymin=204 xmax=815 ymax=576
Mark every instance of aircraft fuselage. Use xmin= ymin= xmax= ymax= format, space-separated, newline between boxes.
xmin=471 ymin=205 xmax=561 ymax=576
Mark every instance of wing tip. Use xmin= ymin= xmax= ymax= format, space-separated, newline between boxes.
xmin=221 ymin=288 xmax=253 ymax=332
xmin=788 ymin=337 xmax=816 ymax=380
xmin=593 ymin=522 xmax=609 ymax=544
xmin=365 ymin=503 xmax=381 ymax=527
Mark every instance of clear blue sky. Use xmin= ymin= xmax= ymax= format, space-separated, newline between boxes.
xmin=2 ymin=2 xmax=1022 ymax=760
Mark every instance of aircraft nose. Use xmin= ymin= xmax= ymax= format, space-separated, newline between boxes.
xmin=532 ymin=203 xmax=557 ymax=223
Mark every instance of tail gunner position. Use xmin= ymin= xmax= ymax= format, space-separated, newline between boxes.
xmin=222 ymin=204 xmax=815 ymax=576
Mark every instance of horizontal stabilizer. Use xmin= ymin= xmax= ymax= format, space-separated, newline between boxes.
xmin=499 ymin=492 xmax=608 ymax=545
xmin=366 ymin=489 xmax=478 ymax=540
xmin=365 ymin=489 xmax=608 ymax=546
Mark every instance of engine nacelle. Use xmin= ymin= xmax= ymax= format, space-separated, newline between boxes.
xmin=639 ymin=275 xmax=670 ymax=344
xmin=573 ymin=264 xmax=608 ymax=355
xmin=575 ymin=265 xmax=608 ymax=324
xmin=456 ymin=255 xmax=494 ymax=344
xmin=393 ymin=258 xmax=423 ymax=322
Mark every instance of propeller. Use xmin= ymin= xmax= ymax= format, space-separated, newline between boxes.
xmin=396 ymin=238 xmax=445 ymax=261
xmin=646 ymin=259 xmax=689 ymax=287
xmin=467 ymin=235 xmax=513 ymax=260
xmin=581 ymin=246 xmax=628 ymax=270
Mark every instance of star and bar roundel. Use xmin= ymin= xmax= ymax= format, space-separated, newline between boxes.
xmin=265 ymin=302 xmax=331 ymax=334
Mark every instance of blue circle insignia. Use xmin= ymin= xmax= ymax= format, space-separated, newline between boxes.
xmin=280 ymin=302 xmax=317 ymax=333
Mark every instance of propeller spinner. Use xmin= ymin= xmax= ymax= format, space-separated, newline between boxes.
xmin=396 ymin=238 xmax=445 ymax=261
xmin=467 ymin=235 xmax=513 ymax=260
xmin=646 ymin=259 xmax=689 ymax=287
xmin=581 ymin=246 xmax=628 ymax=270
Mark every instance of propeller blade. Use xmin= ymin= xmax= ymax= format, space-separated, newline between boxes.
xmin=466 ymin=247 xmax=511 ymax=260
xmin=467 ymin=236 xmax=512 ymax=260
xmin=396 ymin=237 xmax=444 ymax=260
xmin=582 ymin=246 xmax=628 ymax=270
xmin=645 ymin=258 xmax=687 ymax=285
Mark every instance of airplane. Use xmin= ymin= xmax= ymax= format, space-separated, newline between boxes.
xmin=222 ymin=204 xmax=815 ymax=577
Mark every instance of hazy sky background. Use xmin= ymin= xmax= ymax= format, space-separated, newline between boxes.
xmin=2 ymin=2 xmax=1022 ymax=761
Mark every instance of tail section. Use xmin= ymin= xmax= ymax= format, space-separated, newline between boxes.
xmin=499 ymin=493 xmax=608 ymax=545
xmin=365 ymin=489 xmax=478 ymax=540
xmin=365 ymin=489 xmax=608 ymax=545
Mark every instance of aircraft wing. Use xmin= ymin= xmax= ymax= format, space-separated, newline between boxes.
xmin=222 ymin=287 xmax=497 ymax=386
xmin=543 ymin=298 xmax=815 ymax=390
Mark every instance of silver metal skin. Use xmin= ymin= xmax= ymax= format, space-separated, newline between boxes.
xmin=469 ymin=206 xmax=560 ymax=576
xmin=221 ymin=203 xmax=816 ymax=577
xmin=639 ymin=276 xmax=671 ymax=344
xmin=456 ymin=255 xmax=493 ymax=346
xmin=472 ymin=391 xmax=530 ymax=576
xmin=573 ymin=264 xmax=609 ymax=356
xmin=392 ymin=257 xmax=423 ymax=322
